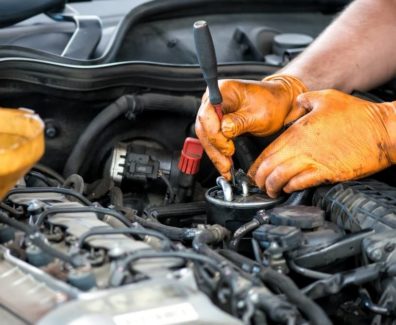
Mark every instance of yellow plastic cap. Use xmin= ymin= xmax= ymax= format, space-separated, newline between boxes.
xmin=0 ymin=108 xmax=44 ymax=199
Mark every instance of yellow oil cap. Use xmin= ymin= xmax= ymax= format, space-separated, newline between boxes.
xmin=0 ymin=108 xmax=44 ymax=199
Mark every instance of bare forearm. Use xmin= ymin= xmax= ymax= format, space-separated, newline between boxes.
xmin=282 ymin=0 xmax=396 ymax=92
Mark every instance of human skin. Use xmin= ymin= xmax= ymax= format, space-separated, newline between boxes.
xmin=196 ymin=0 xmax=396 ymax=195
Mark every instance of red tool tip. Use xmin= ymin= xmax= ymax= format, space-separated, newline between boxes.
xmin=178 ymin=137 xmax=204 ymax=175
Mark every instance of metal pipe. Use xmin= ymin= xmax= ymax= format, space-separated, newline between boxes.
xmin=216 ymin=176 xmax=233 ymax=202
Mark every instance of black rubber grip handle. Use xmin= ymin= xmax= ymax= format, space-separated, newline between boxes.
xmin=193 ymin=20 xmax=222 ymax=105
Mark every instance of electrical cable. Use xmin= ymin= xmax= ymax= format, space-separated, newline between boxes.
xmin=288 ymin=260 xmax=332 ymax=280
xmin=0 ymin=211 xmax=82 ymax=267
xmin=251 ymin=238 xmax=262 ymax=264
xmin=0 ymin=202 xmax=24 ymax=216
xmin=359 ymin=288 xmax=391 ymax=316
xmin=158 ymin=171 xmax=176 ymax=204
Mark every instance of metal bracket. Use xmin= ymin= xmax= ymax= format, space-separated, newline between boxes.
xmin=47 ymin=6 xmax=102 ymax=60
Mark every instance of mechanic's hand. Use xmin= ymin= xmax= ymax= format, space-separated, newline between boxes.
xmin=248 ymin=90 xmax=396 ymax=198
xmin=195 ymin=74 xmax=307 ymax=180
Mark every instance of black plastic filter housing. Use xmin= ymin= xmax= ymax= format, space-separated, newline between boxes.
xmin=205 ymin=186 xmax=283 ymax=231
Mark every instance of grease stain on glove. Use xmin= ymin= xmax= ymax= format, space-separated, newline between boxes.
xmin=248 ymin=90 xmax=396 ymax=198
xmin=195 ymin=74 xmax=307 ymax=180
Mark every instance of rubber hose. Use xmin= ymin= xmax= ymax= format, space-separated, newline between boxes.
xmin=192 ymin=229 xmax=217 ymax=253
xmin=218 ymin=249 xmax=261 ymax=273
xmin=132 ymin=215 xmax=197 ymax=241
xmin=191 ymin=228 xmax=236 ymax=275
xmin=63 ymin=93 xmax=199 ymax=177
xmin=230 ymin=212 xmax=269 ymax=250
xmin=0 ymin=211 xmax=34 ymax=234
xmin=36 ymin=206 xmax=132 ymax=227
xmin=230 ymin=219 xmax=260 ymax=250
xmin=143 ymin=201 xmax=206 ymax=220
xmin=32 ymin=164 xmax=65 ymax=184
xmin=77 ymin=227 xmax=172 ymax=250
xmin=6 ymin=187 xmax=92 ymax=206
xmin=260 ymin=268 xmax=332 ymax=325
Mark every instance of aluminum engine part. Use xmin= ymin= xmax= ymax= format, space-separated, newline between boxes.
xmin=6 ymin=191 xmax=181 ymax=285
xmin=110 ymin=142 xmax=180 ymax=185
xmin=38 ymin=277 xmax=243 ymax=325
xmin=363 ymin=231 xmax=396 ymax=263
xmin=7 ymin=193 xmax=151 ymax=254
xmin=0 ymin=247 xmax=78 ymax=323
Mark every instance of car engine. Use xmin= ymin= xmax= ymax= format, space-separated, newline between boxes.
xmin=2 ymin=0 xmax=396 ymax=324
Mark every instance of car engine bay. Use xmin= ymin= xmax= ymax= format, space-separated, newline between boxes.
xmin=3 ymin=1 xmax=396 ymax=324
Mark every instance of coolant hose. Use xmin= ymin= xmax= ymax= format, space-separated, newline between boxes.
xmin=35 ymin=206 xmax=132 ymax=227
xmin=192 ymin=226 xmax=230 ymax=261
xmin=132 ymin=215 xmax=199 ymax=241
xmin=218 ymin=249 xmax=261 ymax=273
xmin=302 ymin=262 xmax=390 ymax=300
xmin=134 ymin=214 xmax=230 ymax=263
xmin=63 ymin=93 xmax=200 ymax=177
xmin=230 ymin=211 xmax=269 ymax=250
xmin=77 ymin=227 xmax=172 ymax=250
xmin=218 ymin=248 xmax=329 ymax=324
xmin=260 ymin=268 xmax=332 ymax=325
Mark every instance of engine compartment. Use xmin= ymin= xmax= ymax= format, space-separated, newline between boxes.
xmin=4 ymin=155 xmax=396 ymax=325
xmin=2 ymin=1 xmax=396 ymax=324
xmin=2 ymin=86 xmax=396 ymax=325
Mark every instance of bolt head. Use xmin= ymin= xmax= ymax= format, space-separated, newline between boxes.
xmin=370 ymin=248 xmax=383 ymax=261
xmin=45 ymin=125 xmax=57 ymax=138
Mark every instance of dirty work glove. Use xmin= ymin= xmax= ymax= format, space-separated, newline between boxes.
xmin=195 ymin=74 xmax=308 ymax=180
xmin=248 ymin=90 xmax=396 ymax=198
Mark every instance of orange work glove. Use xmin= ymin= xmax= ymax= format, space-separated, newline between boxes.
xmin=0 ymin=108 xmax=44 ymax=199
xmin=195 ymin=75 xmax=308 ymax=180
xmin=248 ymin=90 xmax=396 ymax=198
